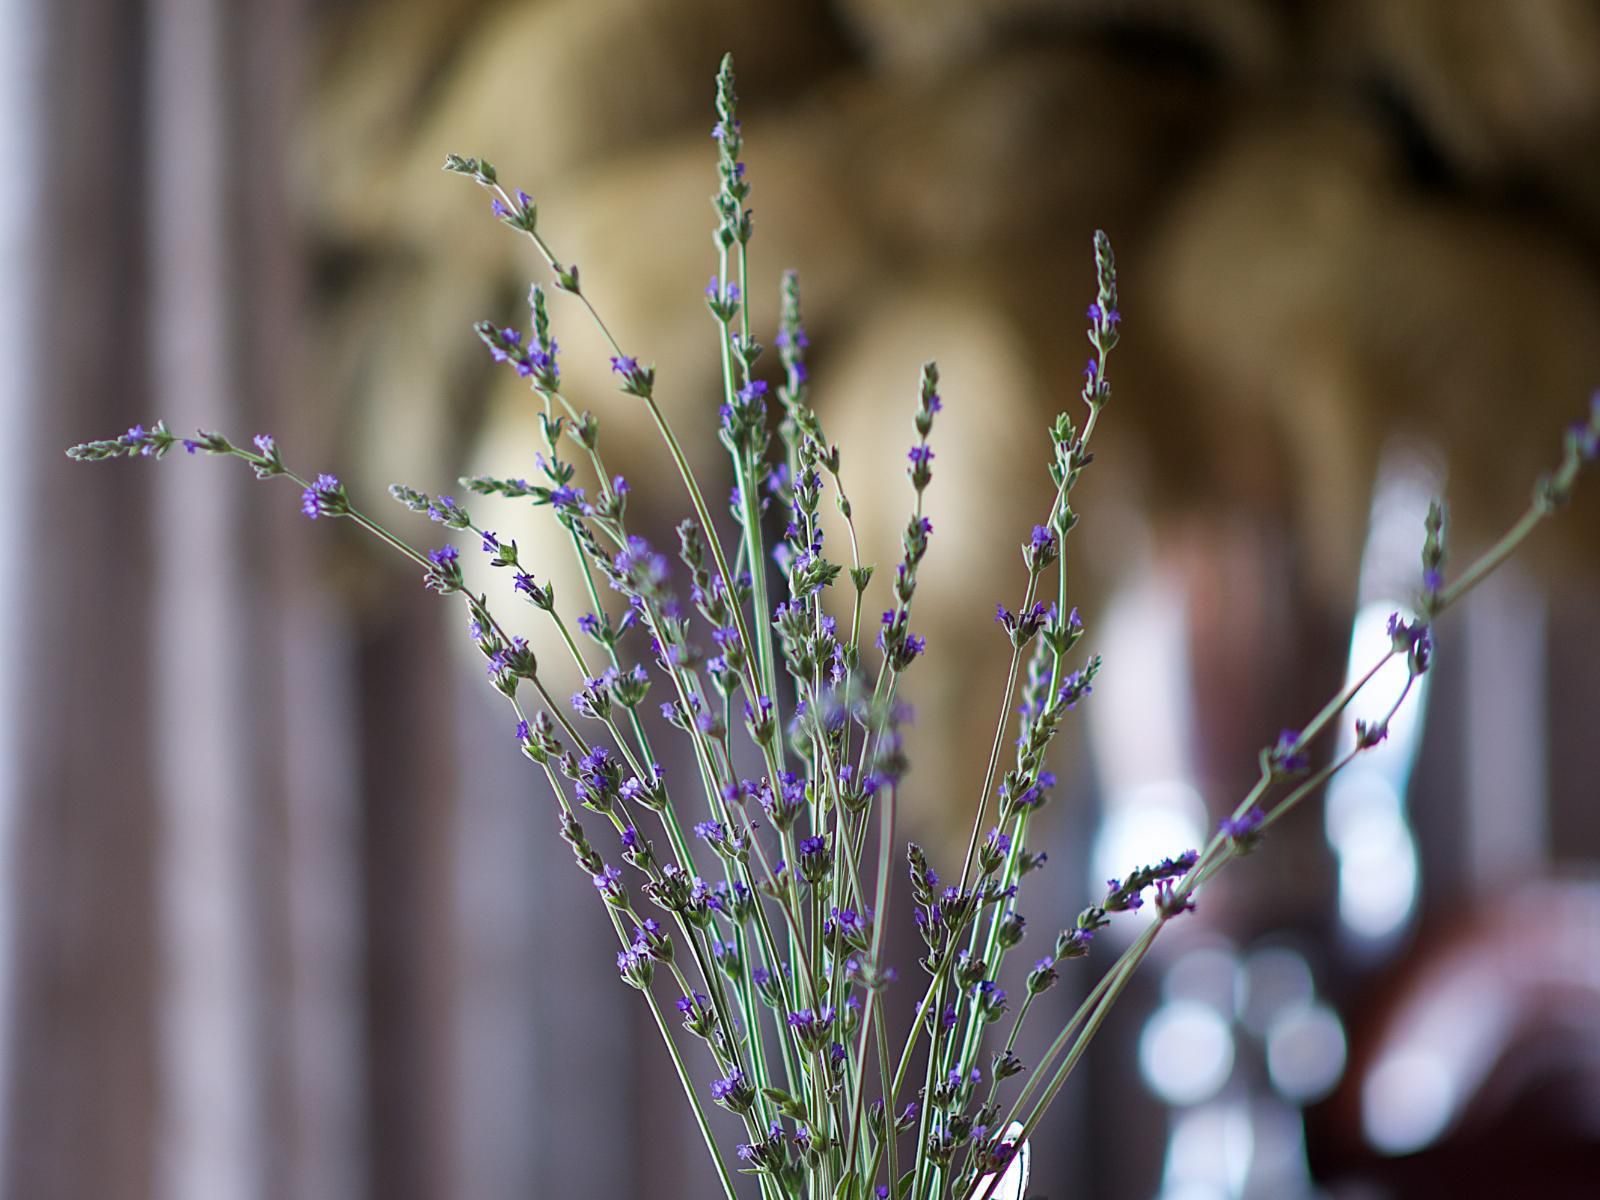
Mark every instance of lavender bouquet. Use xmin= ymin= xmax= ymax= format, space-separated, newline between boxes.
xmin=68 ymin=55 xmax=1600 ymax=1200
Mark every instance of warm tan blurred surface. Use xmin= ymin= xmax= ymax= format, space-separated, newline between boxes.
xmin=11 ymin=1 xmax=1600 ymax=1198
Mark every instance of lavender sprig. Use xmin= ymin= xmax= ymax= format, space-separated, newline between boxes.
xmin=972 ymin=391 xmax=1600 ymax=1200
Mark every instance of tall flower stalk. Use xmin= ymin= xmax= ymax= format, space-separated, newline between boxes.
xmin=68 ymin=53 xmax=1600 ymax=1200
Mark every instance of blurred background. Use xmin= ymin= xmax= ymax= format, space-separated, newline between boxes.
xmin=7 ymin=0 xmax=1600 ymax=1197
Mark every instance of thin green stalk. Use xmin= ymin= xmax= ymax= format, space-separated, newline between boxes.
xmin=537 ymin=759 xmax=739 ymax=1200
xmin=1439 ymin=504 xmax=1544 ymax=609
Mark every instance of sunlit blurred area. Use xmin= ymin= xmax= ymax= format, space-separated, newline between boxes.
xmin=9 ymin=1 xmax=1600 ymax=1197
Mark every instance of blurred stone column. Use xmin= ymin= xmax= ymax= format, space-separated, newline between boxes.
xmin=0 ymin=0 xmax=40 ymax=1170
xmin=227 ymin=0 xmax=371 ymax=1194
xmin=2 ymin=0 xmax=164 ymax=1195
xmin=1 ymin=0 xmax=373 ymax=1197
xmin=148 ymin=1 xmax=266 ymax=1196
xmin=148 ymin=0 xmax=375 ymax=1198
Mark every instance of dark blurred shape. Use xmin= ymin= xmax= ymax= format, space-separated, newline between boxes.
xmin=1314 ymin=879 xmax=1600 ymax=1199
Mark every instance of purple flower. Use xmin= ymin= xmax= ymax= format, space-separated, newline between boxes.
xmin=300 ymin=473 xmax=344 ymax=520
xmin=252 ymin=433 xmax=275 ymax=455
xmin=1154 ymin=878 xmax=1195 ymax=917
xmin=1056 ymin=926 xmax=1093 ymax=958
xmin=1220 ymin=805 xmax=1265 ymax=840
xmin=1386 ymin=612 xmax=1433 ymax=674
xmin=610 ymin=355 xmax=637 ymax=375
xmin=709 ymin=1067 xmax=752 ymax=1111
xmin=515 ymin=719 xmax=530 ymax=742
xmin=907 ymin=445 xmax=934 ymax=466
xmin=1576 ymin=396 xmax=1600 ymax=460
xmin=486 ymin=635 xmax=529 ymax=678
xmin=616 ymin=944 xmax=652 ymax=987
xmin=1269 ymin=729 xmax=1309 ymax=775
xmin=1087 ymin=302 xmax=1121 ymax=325
xmin=549 ymin=484 xmax=587 ymax=511
xmin=427 ymin=544 xmax=459 ymax=566
xmin=491 ymin=198 xmax=511 ymax=219
xmin=592 ymin=864 xmax=623 ymax=901
xmin=797 ymin=835 xmax=831 ymax=885
xmin=1057 ymin=669 xmax=1093 ymax=709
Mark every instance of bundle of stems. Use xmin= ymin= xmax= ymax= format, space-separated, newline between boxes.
xmin=67 ymin=53 xmax=1600 ymax=1200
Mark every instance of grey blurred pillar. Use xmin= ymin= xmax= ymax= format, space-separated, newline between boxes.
xmin=148 ymin=1 xmax=263 ymax=1195
xmin=0 ymin=0 xmax=44 ymax=1177
xmin=3 ymin=1 xmax=164 ymax=1195
xmin=2 ymin=0 xmax=371 ymax=1197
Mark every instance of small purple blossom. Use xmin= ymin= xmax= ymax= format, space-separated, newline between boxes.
xmin=592 ymin=864 xmax=623 ymax=901
xmin=300 ymin=473 xmax=343 ymax=520
xmin=709 ymin=1067 xmax=752 ymax=1112
xmin=1155 ymin=878 xmax=1196 ymax=917
xmin=1220 ymin=805 xmax=1265 ymax=840
xmin=705 ymin=275 xmax=740 ymax=305
xmin=549 ymin=484 xmax=587 ymax=511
